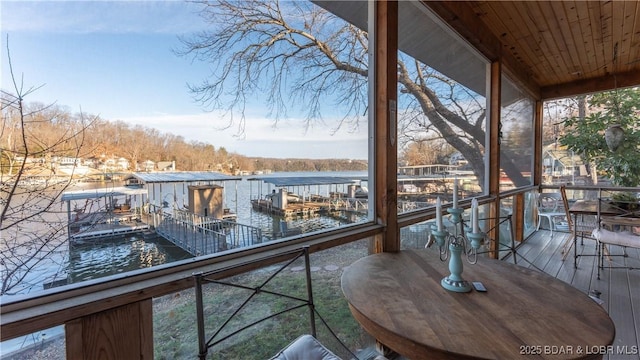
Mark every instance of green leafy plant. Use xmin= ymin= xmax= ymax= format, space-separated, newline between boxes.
xmin=610 ymin=191 xmax=639 ymax=211
xmin=560 ymin=88 xmax=640 ymax=187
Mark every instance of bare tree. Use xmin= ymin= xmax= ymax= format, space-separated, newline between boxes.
xmin=179 ymin=0 xmax=530 ymax=189
xmin=178 ymin=1 xmax=368 ymax=134
xmin=401 ymin=138 xmax=452 ymax=166
xmin=0 ymin=45 xmax=95 ymax=295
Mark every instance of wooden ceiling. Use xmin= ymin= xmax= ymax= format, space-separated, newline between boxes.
xmin=425 ymin=1 xmax=640 ymax=100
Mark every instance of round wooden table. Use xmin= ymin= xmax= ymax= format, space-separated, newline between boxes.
xmin=341 ymin=249 xmax=615 ymax=359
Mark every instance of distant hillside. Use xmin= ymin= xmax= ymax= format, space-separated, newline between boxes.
xmin=1 ymin=101 xmax=367 ymax=174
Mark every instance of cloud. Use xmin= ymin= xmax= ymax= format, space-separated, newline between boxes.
xmin=0 ymin=1 xmax=371 ymax=160
xmin=1 ymin=1 xmax=207 ymax=34
xmin=120 ymin=112 xmax=369 ymax=159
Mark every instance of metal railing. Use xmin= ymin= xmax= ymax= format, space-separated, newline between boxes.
xmin=8 ymin=184 xmax=627 ymax=353
xmin=153 ymin=208 xmax=263 ymax=256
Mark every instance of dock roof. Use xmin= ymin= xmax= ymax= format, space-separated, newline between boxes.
xmin=248 ymin=176 xmax=359 ymax=187
xmin=129 ymin=171 xmax=241 ymax=184
xmin=61 ymin=186 xmax=147 ymax=201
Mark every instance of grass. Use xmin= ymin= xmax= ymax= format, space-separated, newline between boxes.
xmin=153 ymin=241 xmax=373 ymax=359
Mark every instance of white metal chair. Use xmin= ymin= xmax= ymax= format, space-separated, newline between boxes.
xmin=269 ymin=334 xmax=343 ymax=360
xmin=536 ymin=192 xmax=566 ymax=235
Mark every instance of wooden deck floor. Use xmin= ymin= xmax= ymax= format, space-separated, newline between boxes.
xmin=506 ymin=230 xmax=640 ymax=360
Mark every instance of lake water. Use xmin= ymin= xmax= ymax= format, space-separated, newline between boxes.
xmin=0 ymin=170 xmax=370 ymax=356
xmin=1 ymin=170 xmax=369 ymax=297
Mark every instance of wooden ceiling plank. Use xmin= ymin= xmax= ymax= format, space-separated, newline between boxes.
xmin=603 ymin=0 xmax=619 ymax=75
xmin=476 ymin=1 xmax=547 ymax=96
xmin=590 ymin=1 xmax=610 ymax=74
xmin=467 ymin=2 xmax=514 ymax=57
xmin=544 ymin=1 xmax=585 ymax=85
xmin=580 ymin=1 xmax=602 ymax=76
xmin=466 ymin=1 xmax=542 ymax=99
xmin=495 ymin=2 xmax=549 ymax=82
xmin=562 ymin=1 xmax=592 ymax=82
xmin=623 ymin=1 xmax=640 ymax=72
xmin=570 ymin=1 xmax=607 ymax=86
xmin=427 ymin=1 xmax=640 ymax=98
xmin=513 ymin=2 xmax=554 ymax=77
xmin=530 ymin=1 xmax=575 ymax=86
xmin=423 ymin=1 xmax=540 ymax=98
xmin=617 ymin=1 xmax=638 ymax=74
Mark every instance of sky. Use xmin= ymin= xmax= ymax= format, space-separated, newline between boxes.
xmin=0 ymin=0 xmax=369 ymax=160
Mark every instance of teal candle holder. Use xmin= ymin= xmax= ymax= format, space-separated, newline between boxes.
xmin=447 ymin=207 xmax=464 ymax=224
xmin=430 ymin=207 xmax=485 ymax=293
xmin=441 ymin=237 xmax=472 ymax=292
xmin=466 ymin=231 xmax=484 ymax=253
xmin=430 ymin=228 xmax=448 ymax=248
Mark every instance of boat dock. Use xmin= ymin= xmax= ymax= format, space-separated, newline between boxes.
xmin=152 ymin=208 xmax=263 ymax=256
xmin=62 ymin=186 xmax=149 ymax=242
xmin=70 ymin=221 xmax=150 ymax=242
xmin=251 ymin=197 xmax=326 ymax=217
xmin=247 ymin=175 xmax=369 ymax=218
xmin=61 ymin=172 xmax=370 ymax=256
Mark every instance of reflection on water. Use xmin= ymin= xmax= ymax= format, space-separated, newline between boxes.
xmin=0 ymin=235 xmax=193 ymax=358
xmin=67 ymin=235 xmax=192 ymax=284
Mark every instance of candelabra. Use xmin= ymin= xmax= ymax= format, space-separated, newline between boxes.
xmin=429 ymin=203 xmax=484 ymax=293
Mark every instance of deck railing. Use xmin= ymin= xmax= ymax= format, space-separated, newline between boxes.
xmin=0 ymin=222 xmax=382 ymax=346
xmin=4 ymin=184 xmax=624 ymax=358
xmin=153 ymin=208 xmax=264 ymax=256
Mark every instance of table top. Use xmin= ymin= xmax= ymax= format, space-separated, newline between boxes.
xmin=341 ymin=249 xmax=615 ymax=359
xmin=569 ymin=200 xmax=621 ymax=216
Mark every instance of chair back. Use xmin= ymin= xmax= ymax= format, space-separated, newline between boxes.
xmin=560 ymin=185 xmax=598 ymax=235
xmin=538 ymin=192 xmax=562 ymax=213
xmin=559 ymin=185 xmax=573 ymax=229
xmin=598 ymin=191 xmax=640 ymax=230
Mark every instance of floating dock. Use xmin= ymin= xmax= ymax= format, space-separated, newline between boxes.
xmin=247 ymin=175 xmax=369 ymax=218
xmin=62 ymin=186 xmax=149 ymax=242
xmin=251 ymin=198 xmax=327 ymax=217
xmin=70 ymin=221 xmax=150 ymax=242
xmin=153 ymin=209 xmax=263 ymax=256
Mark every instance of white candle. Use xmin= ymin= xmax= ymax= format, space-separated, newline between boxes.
xmin=471 ymin=198 xmax=479 ymax=233
xmin=436 ymin=197 xmax=443 ymax=231
xmin=452 ymin=176 xmax=458 ymax=209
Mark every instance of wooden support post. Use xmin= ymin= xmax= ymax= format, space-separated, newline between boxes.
xmin=488 ymin=61 xmax=502 ymax=258
xmin=513 ymin=193 xmax=525 ymax=243
xmin=66 ymin=299 xmax=153 ymax=360
xmin=534 ymin=100 xmax=543 ymax=187
xmin=373 ymin=0 xmax=399 ymax=254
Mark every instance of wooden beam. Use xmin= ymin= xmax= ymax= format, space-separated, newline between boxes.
xmin=541 ymin=70 xmax=640 ymax=100
xmin=488 ymin=61 xmax=502 ymax=258
xmin=422 ymin=1 xmax=541 ymax=100
xmin=66 ymin=299 xmax=153 ymax=360
xmin=373 ymin=0 xmax=399 ymax=253
xmin=533 ymin=100 xmax=543 ymax=187
xmin=513 ymin=194 xmax=525 ymax=243
xmin=526 ymin=99 xmax=544 ymax=243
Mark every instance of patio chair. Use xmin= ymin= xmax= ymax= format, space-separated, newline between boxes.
xmin=536 ymin=192 xmax=566 ymax=235
xmin=559 ymin=185 xmax=599 ymax=266
xmin=592 ymin=197 xmax=640 ymax=279
xmin=269 ymin=334 xmax=343 ymax=360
